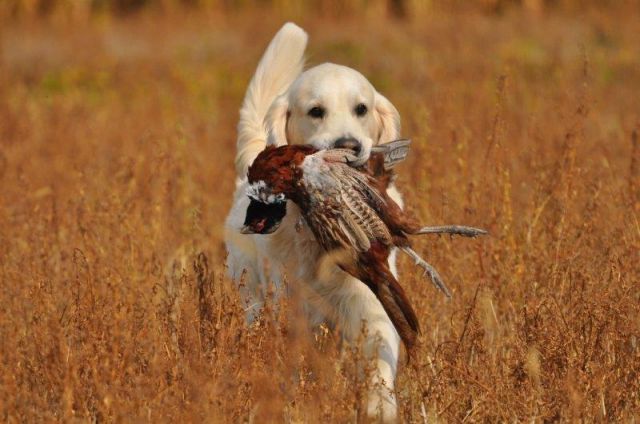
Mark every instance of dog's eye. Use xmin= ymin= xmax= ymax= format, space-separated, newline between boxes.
xmin=307 ymin=106 xmax=325 ymax=119
xmin=355 ymin=103 xmax=368 ymax=117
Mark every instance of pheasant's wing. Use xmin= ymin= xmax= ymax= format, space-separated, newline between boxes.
xmin=339 ymin=182 xmax=390 ymax=251
xmin=323 ymin=151 xmax=388 ymax=209
xmin=321 ymin=160 xmax=392 ymax=251
xmin=321 ymin=192 xmax=373 ymax=253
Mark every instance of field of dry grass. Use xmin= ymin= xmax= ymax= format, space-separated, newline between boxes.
xmin=1 ymin=2 xmax=639 ymax=422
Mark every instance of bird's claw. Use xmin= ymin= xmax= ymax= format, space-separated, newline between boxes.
xmin=401 ymin=247 xmax=452 ymax=298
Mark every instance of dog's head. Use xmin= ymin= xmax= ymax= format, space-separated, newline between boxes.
xmin=265 ymin=63 xmax=400 ymax=165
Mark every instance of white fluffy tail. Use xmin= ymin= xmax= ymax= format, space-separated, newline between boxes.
xmin=235 ymin=23 xmax=308 ymax=179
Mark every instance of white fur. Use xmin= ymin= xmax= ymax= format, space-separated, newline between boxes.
xmin=235 ymin=23 xmax=309 ymax=184
xmin=225 ymin=23 xmax=403 ymax=422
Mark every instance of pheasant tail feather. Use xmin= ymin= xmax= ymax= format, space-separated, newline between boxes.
xmin=370 ymin=266 xmax=421 ymax=354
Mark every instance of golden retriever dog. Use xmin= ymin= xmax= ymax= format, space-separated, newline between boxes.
xmin=225 ymin=23 xmax=403 ymax=421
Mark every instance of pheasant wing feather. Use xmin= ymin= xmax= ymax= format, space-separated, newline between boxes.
xmin=327 ymin=163 xmax=392 ymax=250
xmin=302 ymin=148 xmax=393 ymax=251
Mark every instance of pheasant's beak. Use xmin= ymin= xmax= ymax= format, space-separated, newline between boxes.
xmin=241 ymin=219 xmax=267 ymax=234
xmin=242 ymin=198 xmax=287 ymax=235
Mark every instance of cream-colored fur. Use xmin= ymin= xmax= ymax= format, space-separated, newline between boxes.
xmin=225 ymin=23 xmax=404 ymax=422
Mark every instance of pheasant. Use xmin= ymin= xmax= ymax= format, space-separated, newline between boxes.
xmin=241 ymin=142 xmax=486 ymax=352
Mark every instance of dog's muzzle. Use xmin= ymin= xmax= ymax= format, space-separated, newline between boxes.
xmin=333 ymin=137 xmax=362 ymax=155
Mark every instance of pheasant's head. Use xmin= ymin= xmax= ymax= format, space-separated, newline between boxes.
xmin=241 ymin=180 xmax=287 ymax=234
xmin=242 ymin=145 xmax=316 ymax=234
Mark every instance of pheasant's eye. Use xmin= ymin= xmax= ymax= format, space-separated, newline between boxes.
xmin=354 ymin=103 xmax=368 ymax=117
xmin=307 ymin=106 xmax=325 ymax=119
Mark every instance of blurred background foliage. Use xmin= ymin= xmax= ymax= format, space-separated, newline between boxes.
xmin=1 ymin=0 xmax=636 ymax=22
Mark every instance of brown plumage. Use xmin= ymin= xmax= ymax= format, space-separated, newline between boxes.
xmin=242 ymin=142 xmax=486 ymax=352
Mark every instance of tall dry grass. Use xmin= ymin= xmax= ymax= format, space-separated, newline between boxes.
xmin=1 ymin=4 xmax=639 ymax=422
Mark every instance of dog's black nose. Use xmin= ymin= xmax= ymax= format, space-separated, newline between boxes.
xmin=333 ymin=137 xmax=362 ymax=154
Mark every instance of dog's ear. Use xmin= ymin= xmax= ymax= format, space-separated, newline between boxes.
xmin=265 ymin=94 xmax=290 ymax=147
xmin=374 ymin=92 xmax=401 ymax=144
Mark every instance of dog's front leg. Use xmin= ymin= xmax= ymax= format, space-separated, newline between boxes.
xmin=322 ymin=271 xmax=400 ymax=422
xmin=224 ymin=183 xmax=273 ymax=323
xmin=361 ymin=307 xmax=401 ymax=423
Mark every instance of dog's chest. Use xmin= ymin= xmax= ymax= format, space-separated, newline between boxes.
xmin=257 ymin=202 xmax=323 ymax=279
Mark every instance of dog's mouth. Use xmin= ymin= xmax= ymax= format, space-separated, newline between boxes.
xmin=345 ymin=151 xmax=369 ymax=167
xmin=333 ymin=138 xmax=371 ymax=167
xmin=308 ymin=136 xmax=371 ymax=166
xmin=241 ymin=198 xmax=287 ymax=235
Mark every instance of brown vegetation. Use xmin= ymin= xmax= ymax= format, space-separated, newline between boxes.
xmin=1 ymin=2 xmax=639 ymax=422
